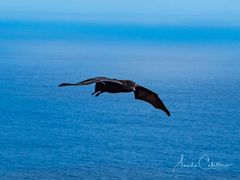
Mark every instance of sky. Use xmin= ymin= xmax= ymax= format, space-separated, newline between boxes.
xmin=0 ymin=0 xmax=240 ymax=25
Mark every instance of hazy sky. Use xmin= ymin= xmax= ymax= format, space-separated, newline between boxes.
xmin=1 ymin=0 xmax=240 ymax=13
xmin=1 ymin=0 xmax=240 ymax=25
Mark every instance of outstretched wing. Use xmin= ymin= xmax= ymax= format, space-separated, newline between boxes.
xmin=59 ymin=77 xmax=123 ymax=87
xmin=134 ymin=85 xmax=170 ymax=116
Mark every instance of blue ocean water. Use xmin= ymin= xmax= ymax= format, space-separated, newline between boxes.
xmin=0 ymin=20 xmax=240 ymax=179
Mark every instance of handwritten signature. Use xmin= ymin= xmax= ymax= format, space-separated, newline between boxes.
xmin=172 ymin=154 xmax=233 ymax=174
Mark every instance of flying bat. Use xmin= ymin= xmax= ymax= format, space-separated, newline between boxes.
xmin=59 ymin=77 xmax=170 ymax=116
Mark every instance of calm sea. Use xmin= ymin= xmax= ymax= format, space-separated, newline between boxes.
xmin=0 ymin=20 xmax=240 ymax=179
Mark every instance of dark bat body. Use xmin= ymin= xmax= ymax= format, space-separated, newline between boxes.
xmin=95 ymin=82 xmax=133 ymax=94
xmin=59 ymin=77 xmax=170 ymax=116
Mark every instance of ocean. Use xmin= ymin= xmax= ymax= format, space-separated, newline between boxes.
xmin=0 ymin=19 xmax=240 ymax=179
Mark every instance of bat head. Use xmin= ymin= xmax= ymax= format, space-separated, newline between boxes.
xmin=125 ymin=80 xmax=136 ymax=91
